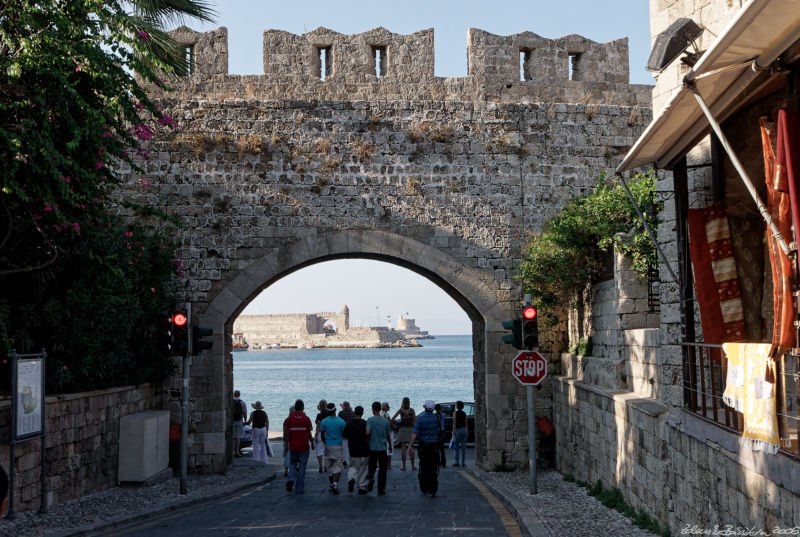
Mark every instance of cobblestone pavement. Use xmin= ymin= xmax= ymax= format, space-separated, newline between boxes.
xmin=470 ymin=466 xmax=659 ymax=537
xmin=0 ymin=446 xmax=657 ymax=537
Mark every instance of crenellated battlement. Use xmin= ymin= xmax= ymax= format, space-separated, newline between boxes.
xmin=165 ymin=26 xmax=649 ymax=106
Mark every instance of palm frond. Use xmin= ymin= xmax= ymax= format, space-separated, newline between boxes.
xmin=131 ymin=0 xmax=216 ymax=26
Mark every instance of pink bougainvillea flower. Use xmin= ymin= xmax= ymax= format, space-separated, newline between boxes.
xmin=124 ymin=231 xmax=133 ymax=238
xmin=62 ymin=365 xmax=68 ymax=371
xmin=137 ymin=30 xmax=149 ymax=41
xmin=150 ymin=287 xmax=156 ymax=293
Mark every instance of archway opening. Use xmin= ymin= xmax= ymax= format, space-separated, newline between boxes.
xmin=230 ymin=258 xmax=476 ymax=449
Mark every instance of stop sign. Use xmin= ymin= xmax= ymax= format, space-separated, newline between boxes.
xmin=512 ymin=351 xmax=548 ymax=385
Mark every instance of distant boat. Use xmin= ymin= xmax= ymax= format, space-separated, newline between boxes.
xmin=251 ymin=344 xmax=262 ymax=350
xmin=232 ymin=331 xmax=249 ymax=351
xmin=270 ymin=343 xmax=281 ymax=349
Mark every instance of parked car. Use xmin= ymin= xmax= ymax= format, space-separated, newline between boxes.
xmin=440 ymin=401 xmax=475 ymax=446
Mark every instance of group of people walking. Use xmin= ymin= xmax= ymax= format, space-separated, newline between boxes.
xmin=232 ymin=391 xmax=469 ymax=497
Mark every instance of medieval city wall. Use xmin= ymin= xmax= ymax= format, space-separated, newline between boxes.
xmin=121 ymin=26 xmax=652 ymax=473
xmin=233 ymin=311 xmax=412 ymax=348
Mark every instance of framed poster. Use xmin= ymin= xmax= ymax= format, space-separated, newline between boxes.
xmin=15 ymin=357 xmax=44 ymax=440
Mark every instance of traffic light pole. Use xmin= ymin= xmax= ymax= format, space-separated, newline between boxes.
xmin=522 ymin=294 xmax=538 ymax=495
xmin=527 ymin=384 xmax=537 ymax=495
xmin=180 ymin=302 xmax=191 ymax=495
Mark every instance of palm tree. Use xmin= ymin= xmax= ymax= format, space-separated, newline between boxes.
xmin=129 ymin=0 xmax=217 ymax=76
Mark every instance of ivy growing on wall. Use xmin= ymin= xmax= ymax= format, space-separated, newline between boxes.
xmin=517 ymin=171 xmax=659 ymax=321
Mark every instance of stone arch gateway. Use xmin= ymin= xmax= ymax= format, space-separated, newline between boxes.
xmin=122 ymin=26 xmax=651 ymax=472
xmin=207 ymin=230 xmax=492 ymax=471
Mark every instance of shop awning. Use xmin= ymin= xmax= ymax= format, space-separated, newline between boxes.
xmin=616 ymin=0 xmax=800 ymax=173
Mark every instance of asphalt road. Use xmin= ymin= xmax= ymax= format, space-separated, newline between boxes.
xmin=97 ymin=453 xmax=521 ymax=537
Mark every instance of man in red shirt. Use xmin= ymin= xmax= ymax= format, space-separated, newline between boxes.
xmin=283 ymin=399 xmax=315 ymax=494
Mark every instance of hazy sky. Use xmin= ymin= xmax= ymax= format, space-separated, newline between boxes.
xmin=202 ymin=0 xmax=654 ymax=334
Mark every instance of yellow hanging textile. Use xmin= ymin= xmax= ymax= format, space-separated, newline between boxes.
xmin=722 ymin=342 xmax=779 ymax=454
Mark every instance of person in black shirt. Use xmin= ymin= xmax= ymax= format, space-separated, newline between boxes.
xmin=342 ymin=405 xmax=370 ymax=494
xmin=452 ymin=400 xmax=468 ymax=467
xmin=245 ymin=401 xmax=269 ymax=463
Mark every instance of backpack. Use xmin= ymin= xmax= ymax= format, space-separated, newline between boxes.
xmin=232 ymin=398 xmax=243 ymax=421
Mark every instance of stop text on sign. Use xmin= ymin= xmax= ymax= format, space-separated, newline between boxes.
xmin=514 ymin=358 xmax=545 ymax=378
xmin=511 ymin=350 xmax=547 ymax=385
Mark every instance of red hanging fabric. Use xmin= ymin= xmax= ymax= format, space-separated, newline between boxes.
xmin=777 ymin=109 xmax=800 ymax=247
xmin=760 ymin=115 xmax=796 ymax=354
xmin=688 ymin=202 xmax=746 ymax=350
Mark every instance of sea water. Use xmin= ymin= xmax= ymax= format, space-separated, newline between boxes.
xmin=233 ymin=334 xmax=473 ymax=434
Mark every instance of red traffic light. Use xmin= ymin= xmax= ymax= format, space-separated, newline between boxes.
xmin=523 ymin=306 xmax=537 ymax=320
xmin=172 ymin=312 xmax=187 ymax=326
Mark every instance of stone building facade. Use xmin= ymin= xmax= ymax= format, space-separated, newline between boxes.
xmin=554 ymin=0 xmax=800 ymax=532
xmin=120 ymin=25 xmax=651 ymax=474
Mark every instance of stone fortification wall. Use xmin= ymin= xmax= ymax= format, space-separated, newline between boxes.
xmin=159 ymin=26 xmax=651 ymax=107
xmin=234 ymin=314 xmax=319 ymax=346
xmin=321 ymin=327 xmax=408 ymax=347
xmin=554 ymin=377 xmax=800 ymax=533
xmin=0 ymin=385 xmax=161 ymax=512
xmin=120 ymin=25 xmax=652 ymax=472
xmin=234 ymin=312 xmax=410 ymax=348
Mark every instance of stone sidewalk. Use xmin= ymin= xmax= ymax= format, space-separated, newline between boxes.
xmin=0 ymin=448 xmax=657 ymax=537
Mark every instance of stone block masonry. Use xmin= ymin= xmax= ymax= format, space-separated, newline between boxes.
xmin=119 ymin=25 xmax=652 ymax=473
xmin=0 ymin=385 xmax=161 ymax=512
xmin=553 ymin=376 xmax=800 ymax=533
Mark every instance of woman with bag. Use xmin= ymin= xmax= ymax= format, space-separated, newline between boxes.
xmin=245 ymin=401 xmax=269 ymax=463
xmin=391 ymin=397 xmax=416 ymax=471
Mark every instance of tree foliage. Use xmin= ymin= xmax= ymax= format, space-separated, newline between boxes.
xmin=517 ymin=171 xmax=659 ymax=321
xmin=0 ymin=0 xmax=210 ymax=393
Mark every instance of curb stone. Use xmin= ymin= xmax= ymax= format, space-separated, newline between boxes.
xmin=464 ymin=465 xmax=552 ymax=537
xmin=50 ymin=472 xmax=276 ymax=537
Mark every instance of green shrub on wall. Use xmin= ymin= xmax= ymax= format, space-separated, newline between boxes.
xmin=517 ymin=171 xmax=658 ymax=322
